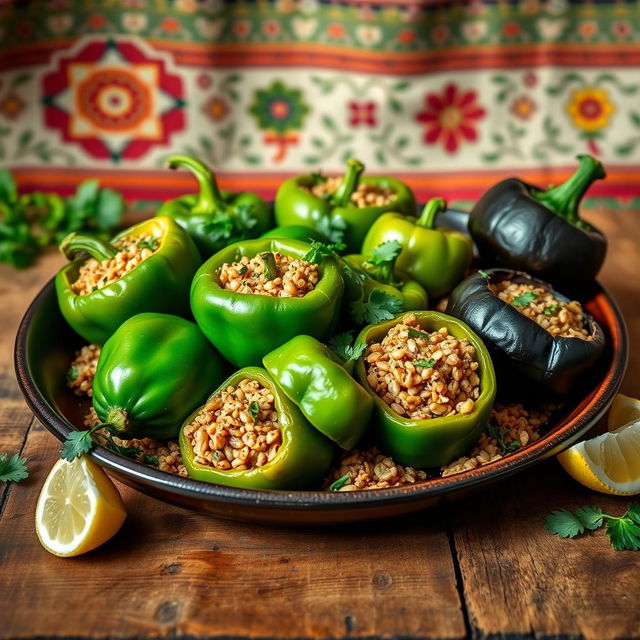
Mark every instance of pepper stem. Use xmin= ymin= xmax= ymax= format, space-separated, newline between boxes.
xmin=332 ymin=158 xmax=365 ymax=207
xmin=258 ymin=251 xmax=277 ymax=280
xmin=167 ymin=154 xmax=226 ymax=215
xmin=106 ymin=408 xmax=129 ymax=434
xmin=417 ymin=197 xmax=447 ymax=229
xmin=532 ymin=155 xmax=605 ymax=226
xmin=60 ymin=232 xmax=118 ymax=262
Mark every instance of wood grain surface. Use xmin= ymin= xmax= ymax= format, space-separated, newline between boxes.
xmin=1 ymin=208 xmax=639 ymax=640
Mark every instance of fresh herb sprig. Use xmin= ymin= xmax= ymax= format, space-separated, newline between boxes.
xmin=248 ymin=401 xmax=261 ymax=422
xmin=351 ymin=289 xmax=403 ymax=324
xmin=302 ymin=240 xmax=346 ymax=264
xmin=61 ymin=423 xmax=146 ymax=463
xmin=513 ymin=291 xmax=538 ymax=307
xmin=544 ymin=503 xmax=640 ymax=551
xmin=328 ymin=331 xmax=367 ymax=364
xmin=544 ymin=303 xmax=561 ymax=316
xmin=328 ymin=473 xmax=350 ymax=492
xmin=0 ymin=170 xmax=125 ymax=269
xmin=0 ymin=452 xmax=29 ymax=483
xmin=414 ymin=359 xmax=436 ymax=368
xmin=487 ymin=424 xmax=521 ymax=454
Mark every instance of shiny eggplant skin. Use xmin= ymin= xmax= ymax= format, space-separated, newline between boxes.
xmin=445 ymin=269 xmax=606 ymax=395
xmin=468 ymin=179 xmax=606 ymax=284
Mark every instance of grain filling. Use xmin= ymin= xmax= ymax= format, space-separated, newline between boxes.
xmin=305 ymin=176 xmax=395 ymax=207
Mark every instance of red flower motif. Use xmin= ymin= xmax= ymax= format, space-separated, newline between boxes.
xmin=523 ymin=71 xmax=538 ymax=88
xmin=502 ymin=22 xmax=521 ymax=38
xmin=262 ymin=19 xmax=281 ymax=38
xmin=397 ymin=29 xmax=416 ymax=45
xmin=327 ymin=23 xmax=346 ymax=39
xmin=349 ymin=101 xmax=377 ymax=127
xmin=202 ymin=95 xmax=229 ymax=122
xmin=161 ymin=17 xmax=181 ymax=34
xmin=197 ymin=73 xmax=213 ymax=90
xmin=415 ymin=83 xmax=486 ymax=154
xmin=87 ymin=13 xmax=107 ymax=29
xmin=0 ymin=92 xmax=25 ymax=120
xmin=612 ymin=20 xmax=632 ymax=39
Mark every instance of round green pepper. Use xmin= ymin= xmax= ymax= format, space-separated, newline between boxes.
xmin=55 ymin=216 xmax=201 ymax=345
xmin=274 ymin=158 xmax=416 ymax=252
xmin=156 ymin=155 xmax=272 ymax=258
xmin=362 ymin=198 xmax=473 ymax=299
xmin=93 ymin=313 xmax=227 ymax=440
xmin=190 ymin=237 xmax=344 ymax=367
xmin=354 ymin=311 xmax=497 ymax=468
xmin=263 ymin=335 xmax=373 ymax=449
xmin=179 ymin=367 xmax=334 ymax=490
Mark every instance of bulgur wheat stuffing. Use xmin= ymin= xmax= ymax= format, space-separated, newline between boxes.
xmin=364 ymin=313 xmax=481 ymax=419
xmin=71 ymin=233 xmax=160 ymax=296
xmin=67 ymin=344 xmax=101 ymax=397
xmin=84 ymin=407 xmax=187 ymax=477
xmin=218 ymin=252 xmax=318 ymax=297
xmin=305 ymin=176 xmax=395 ymax=207
xmin=323 ymin=448 xmax=427 ymax=491
xmin=183 ymin=378 xmax=281 ymax=471
xmin=441 ymin=403 xmax=556 ymax=477
xmin=491 ymin=280 xmax=592 ymax=340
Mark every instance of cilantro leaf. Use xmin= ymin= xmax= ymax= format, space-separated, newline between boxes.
xmin=144 ymin=454 xmax=159 ymax=466
xmin=60 ymin=429 xmax=95 ymax=461
xmin=369 ymin=240 xmax=402 ymax=265
xmin=310 ymin=171 xmax=327 ymax=184
xmin=329 ymin=473 xmax=350 ymax=492
xmin=414 ymin=359 xmax=436 ymax=368
xmin=487 ymin=424 xmax=521 ymax=454
xmin=605 ymin=517 xmax=640 ymax=551
xmin=202 ymin=213 xmax=235 ymax=243
xmin=0 ymin=452 xmax=29 ymax=483
xmin=234 ymin=203 xmax=259 ymax=234
xmin=328 ymin=332 xmax=366 ymax=363
xmin=544 ymin=509 xmax=585 ymax=538
xmin=66 ymin=365 xmax=79 ymax=382
xmin=408 ymin=327 xmax=431 ymax=340
xmin=315 ymin=216 xmax=347 ymax=244
xmin=513 ymin=291 xmax=538 ymax=307
xmin=248 ymin=401 xmax=260 ymax=422
xmin=573 ymin=505 xmax=604 ymax=531
xmin=544 ymin=303 xmax=561 ymax=316
xmin=137 ymin=237 xmax=159 ymax=252
xmin=351 ymin=289 xmax=403 ymax=325
xmin=303 ymin=240 xmax=346 ymax=264
xmin=627 ymin=502 xmax=640 ymax=525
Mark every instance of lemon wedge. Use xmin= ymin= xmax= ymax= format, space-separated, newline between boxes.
xmin=557 ymin=420 xmax=640 ymax=495
xmin=35 ymin=456 xmax=126 ymax=557
xmin=607 ymin=393 xmax=640 ymax=431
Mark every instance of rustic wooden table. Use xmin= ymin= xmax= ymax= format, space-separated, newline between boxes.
xmin=1 ymin=209 xmax=639 ymax=640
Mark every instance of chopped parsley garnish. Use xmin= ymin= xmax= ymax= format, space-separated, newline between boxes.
xmin=544 ymin=503 xmax=640 ymax=551
xmin=239 ymin=265 xmax=248 ymax=275
xmin=302 ymin=240 xmax=346 ymax=264
xmin=144 ymin=454 xmax=159 ymax=466
xmin=512 ymin=291 xmax=538 ymax=307
xmin=248 ymin=401 xmax=261 ymax=422
xmin=66 ymin=365 xmax=79 ymax=382
xmin=487 ymin=424 xmax=521 ymax=454
xmin=414 ymin=359 xmax=436 ymax=368
xmin=328 ymin=473 xmax=350 ymax=492
xmin=408 ymin=327 xmax=431 ymax=340
xmin=0 ymin=452 xmax=29 ymax=483
xmin=544 ymin=303 xmax=561 ymax=315
xmin=137 ymin=237 xmax=159 ymax=252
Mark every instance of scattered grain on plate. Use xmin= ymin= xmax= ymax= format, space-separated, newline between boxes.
xmin=305 ymin=176 xmax=396 ymax=207
xmin=218 ymin=252 xmax=318 ymax=298
xmin=71 ymin=233 xmax=160 ymax=296
xmin=323 ymin=448 xmax=427 ymax=491
xmin=441 ymin=403 xmax=557 ymax=477
xmin=66 ymin=344 xmax=101 ymax=397
xmin=183 ymin=378 xmax=281 ymax=472
xmin=84 ymin=407 xmax=187 ymax=477
xmin=491 ymin=280 xmax=592 ymax=340
xmin=364 ymin=313 xmax=480 ymax=420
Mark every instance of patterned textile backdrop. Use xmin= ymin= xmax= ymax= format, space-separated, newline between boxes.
xmin=0 ymin=0 xmax=639 ymax=208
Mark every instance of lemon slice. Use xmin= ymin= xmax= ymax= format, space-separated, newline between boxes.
xmin=35 ymin=456 xmax=126 ymax=557
xmin=557 ymin=421 xmax=640 ymax=495
xmin=607 ymin=393 xmax=640 ymax=431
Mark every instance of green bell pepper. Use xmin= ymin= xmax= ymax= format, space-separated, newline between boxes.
xmin=179 ymin=367 xmax=334 ymax=490
xmin=93 ymin=313 xmax=226 ymax=440
xmin=156 ymin=155 xmax=272 ymax=257
xmin=342 ymin=239 xmax=429 ymax=326
xmin=191 ymin=237 xmax=344 ymax=367
xmin=362 ymin=198 xmax=473 ymax=299
xmin=263 ymin=335 xmax=373 ymax=449
xmin=261 ymin=224 xmax=328 ymax=243
xmin=354 ymin=311 xmax=496 ymax=468
xmin=55 ymin=216 xmax=201 ymax=345
xmin=274 ymin=158 xmax=416 ymax=252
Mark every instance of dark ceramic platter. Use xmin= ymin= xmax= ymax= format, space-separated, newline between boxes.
xmin=14 ymin=211 xmax=628 ymax=525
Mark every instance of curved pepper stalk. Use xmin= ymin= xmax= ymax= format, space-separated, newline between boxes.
xmin=59 ymin=232 xmax=119 ymax=262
